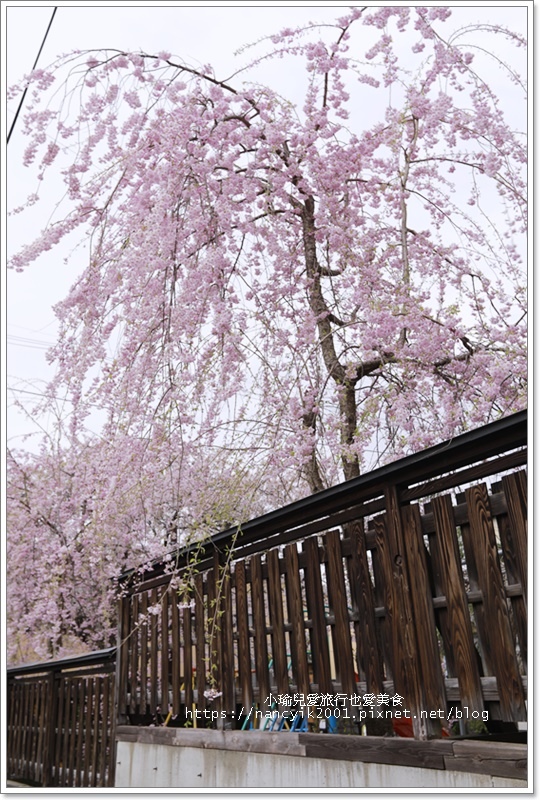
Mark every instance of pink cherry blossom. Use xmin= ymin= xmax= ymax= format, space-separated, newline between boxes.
xmin=7 ymin=8 xmax=526 ymax=660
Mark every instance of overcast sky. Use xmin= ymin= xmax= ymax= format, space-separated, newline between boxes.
xmin=3 ymin=2 xmax=529 ymax=451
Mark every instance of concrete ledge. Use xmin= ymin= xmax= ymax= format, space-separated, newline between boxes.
xmin=115 ymin=727 xmax=527 ymax=786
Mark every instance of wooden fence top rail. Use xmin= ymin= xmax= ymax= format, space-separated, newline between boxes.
xmin=119 ymin=410 xmax=526 ymax=587
xmin=7 ymin=647 xmax=117 ymax=677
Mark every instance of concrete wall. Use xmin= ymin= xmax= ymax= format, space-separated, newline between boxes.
xmin=114 ymin=728 xmax=527 ymax=790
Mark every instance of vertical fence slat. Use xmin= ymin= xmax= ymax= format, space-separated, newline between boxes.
xmin=207 ymin=554 xmax=222 ymax=705
xmin=251 ymin=554 xmax=270 ymax=708
xmin=171 ymin=589 xmax=181 ymax=714
xmin=161 ymin=589 xmax=170 ymax=715
xmin=28 ymin=680 xmax=38 ymax=782
xmin=75 ymin=679 xmax=85 ymax=786
xmin=324 ymin=529 xmax=356 ymax=697
xmin=107 ymin=674 xmax=116 ymax=787
xmin=183 ymin=600 xmax=194 ymax=711
xmin=266 ymin=549 xmax=289 ymax=695
xmin=149 ymin=588 xmax=159 ymax=715
xmin=234 ymin=559 xmax=253 ymax=710
xmin=465 ymin=484 xmax=527 ymax=721
xmin=91 ymin=676 xmax=101 ymax=786
xmin=283 ymin=543 xmax=310 ymax=697
xmin=431 ymin=494 xmax=485 ymax=721
xmin=63 ymin=679 xmax=74 ymax=787
xmin=401 ymin=504 xmax=447 ymax=734
xmin=35 ymin=680 xmax=46 ymax=784
xmin=501 ymin=471 xmax=528 ymax=596
xmin=497 ymin=511 xmax=527 ymax=666
xmin=139 ymin=591 xmax=148 ymax=716
xmin=369 ymin=526 xmax=394 ymax=688
xmin=303 ymin=537 xmax=332 ymax=693
xmin=384 ymin=486 xmax=431 ymax=738
xmin=129 ymin=593 xmax=139 ymax=716
xmin=346 ymin=521 xmax=385 ymax=696
xmin=220 ymin=559 xmax=235 ymax=720
xmin=118 ymin=595 xmax=130 ymax=722
xmin=194 ymin=573 xmax=207 ymax=714
xmin=83 ymin=677 xmax=93 ymax=787
xmin=459 ymin=511 xmax=494 ymax=678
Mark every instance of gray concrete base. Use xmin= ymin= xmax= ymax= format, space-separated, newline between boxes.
xmin=114 ymin=732 xmax=528 ymax=789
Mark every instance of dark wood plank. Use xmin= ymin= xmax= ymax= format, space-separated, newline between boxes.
xmin=346 ymin=520 xmax=385 ymax=695
xmin=17 ymin=683 xmax=25 ymax=776
xmin=207 ymin=553 xmax=222 ymax=706
xmin=91 ymin=676 xmax=101 ymax=787
xmin=183 ymin=595 xmax=194 ymax=711
xmin=465 ymin=484 xmax=527 ymax=721
xmin=233 ymin=559 xmax=253 ymax=709
xmin=67 ymin=679 xmax=79 ymax=786
xmin=324 ymin=529 xmax=356 ymax=697
xmin=99 ymin=674 xmax=110 ymax=787
xmin=370 ymin=522 xmax=395 ymax=690
xmin=266 ymin=548 xmax=289 ymax=695
xmin=448 ymin=739 xmax=527 ymax=780
xmin=43 ymin=672 xmax=58 ymax=786
xmin=118 ymin=595 xmax=130 ymax=721
xmin=9 ymin=684 xmax=16 ymax=776
xmin=139 ymin=590 xmax=148 ymax=715
xmin=106 ymin=674 xmax=116 ymax=787
xmin=17 ymin=683 xmax=24 ymax=776
xmin=75 ymin=679 xmax=85 ymax=787
xmin=220 ymin=558 xmax=235 ymax=718
xmin=431 ymin=494 xmax=485 ymax=721
xmin=194 ymin=573 xmax=207 ymax=712
xmin=170 ymin=589 xmax=181 ymax=714
xmin=501 ymin=471 xmax=527 ymax=596
xmin=83 ymin=677 xmax=94 ymax=786
xmin=149 ymin=588 xmax=159 ymax=715
xmin=161 ymin=588 xmax=170 ymax=713
xmin=129 ymin=593 xmax=139 ymax=715
xmin=445 ymin=756 xmax=527 ymax=781
xmin=300 ymin=733 xmax=450 ymax=770
xmin=6 ymin=683 xmax=14 ymax=776
xmin=19 ymin=681 xmax=31 ymax=781
xmin=35 ymin=679 xmax=47 ymax=784
xmin=373 ymin=514 xmax=398 ymax=688
xmin=384 ymin=485 xmax=430 ymax=737
xmin=250 ymin=554 xmax=270 ymax=708
xmin=458 ymin=512 xmax=494 ymax=678
xmin=401 ymin=504 xmax=447 ymax=733
xmin=303 ymin=536 xmax=332 ymax=693
xmin=60 ymin=679 xmax=71 ymax=787
xmin=283 ymin=543 xmax=310 ymax=697
xmin=497 ymin=511 xmax=527 ymax=666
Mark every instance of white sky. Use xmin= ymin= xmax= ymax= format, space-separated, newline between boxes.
xmin=2 ymin=2 xmax=530 ymax=452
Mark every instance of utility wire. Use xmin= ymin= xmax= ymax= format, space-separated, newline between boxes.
xmin=9 ymin=386 xmax=106 ymax=411
xmin=7 ymin=7 xmax=58 ymax=144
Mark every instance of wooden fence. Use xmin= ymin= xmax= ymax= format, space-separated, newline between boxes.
xmin=117 ymin=411 xmax=527 ymax=740
xmin=6 ymin=649 xmax=116 ymax=787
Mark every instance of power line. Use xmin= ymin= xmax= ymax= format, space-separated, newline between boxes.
xmin=8 ymin=386 xmax=106 ymax=412
xmin=7 ymin=334 xmax=54 ymax=351
xmin=7 ymin=7 xmax=58 ymax=144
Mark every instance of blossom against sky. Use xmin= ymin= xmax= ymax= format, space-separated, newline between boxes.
xmin=4 ymin=3 xmax=529 ymax=450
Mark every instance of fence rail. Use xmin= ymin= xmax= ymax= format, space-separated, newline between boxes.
xmin=7 ymin=649 xmax=116 ymax=787
xmin=117 ymin=411 xmax=527 ymax=739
